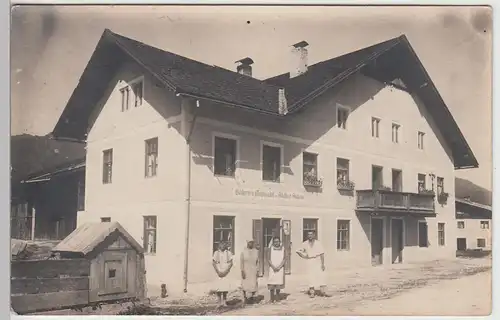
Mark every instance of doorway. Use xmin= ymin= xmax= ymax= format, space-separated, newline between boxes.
xmin=392 ymin=169 xmax=402 ymax=192
xmin=372 ymin=166 xmax=384 ymax=190
xmin=457 ymin=238 xmax=467 ymax=251
xmin=371 ymin=217 xmax=384 ymax=265
xmin=391 ymin=218 xmax=404 ymax=264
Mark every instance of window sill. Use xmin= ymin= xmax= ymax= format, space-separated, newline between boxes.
xmin=336 ymin=249 xmax=350 ymax=252
xmin=145 ymin=175 xmax=158 ymax=179
xmin=144 ymin=252 xmax=157 ymax=256
xmin=214 ymin=174 xmax=236 ymax=179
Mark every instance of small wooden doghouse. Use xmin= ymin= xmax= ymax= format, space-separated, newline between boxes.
xmin=52 ymin=222 xmax=146 ymax=304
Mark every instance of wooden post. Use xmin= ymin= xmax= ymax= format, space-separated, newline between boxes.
xmin=30 ymin=207 xmax=36 ymax=241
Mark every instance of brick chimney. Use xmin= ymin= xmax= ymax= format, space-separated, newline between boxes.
xmin=235 ymin=57 xmax=254 ymax=77
xmin=290 ymin=40 xmax=309 ymax=78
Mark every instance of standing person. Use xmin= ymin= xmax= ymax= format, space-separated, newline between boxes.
xmin=296 ymin=231 xmax=327 ymax=298
xmin=240 ymin=239 xmax=260 ymax=304
xmin=267 ymin=237 xmax=286 ymax=303
xmin=212 ymin=242 xmax=233 ymax=306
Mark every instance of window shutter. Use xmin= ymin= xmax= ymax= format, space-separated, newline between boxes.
xmin=252 ymin=219 xmax=264 ymax=277
xmin=282 ymin=220 xmax=292 ymax=275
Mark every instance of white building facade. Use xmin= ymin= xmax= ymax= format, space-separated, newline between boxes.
xmin=52 ymin=30 xmax=478 ymax=294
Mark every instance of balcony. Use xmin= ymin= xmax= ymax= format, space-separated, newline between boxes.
xmin=356 ymin=189 xmax=436 ymax=216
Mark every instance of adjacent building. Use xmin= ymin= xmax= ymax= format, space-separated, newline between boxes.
xmin=10 ymin=134 xmax=85 ymax=240
xmin=51 ymin=29 xmax=478 ymax=294
xmin=455 ymin=197 xmax=492 ymax=251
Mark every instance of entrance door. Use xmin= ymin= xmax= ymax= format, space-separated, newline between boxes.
xmin=253 ymin=218 xmax=283 ymax=277
xmin=391 ymin=219 xmax=404 ymax=264
xmin=457 ymin=238 xmax=467 ymax=251
xmin=371 ymin=218 xmax=384 ymax=265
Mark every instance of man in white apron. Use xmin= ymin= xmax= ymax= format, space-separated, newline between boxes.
xmin=296 ymin=231 xmax=327 ymax=298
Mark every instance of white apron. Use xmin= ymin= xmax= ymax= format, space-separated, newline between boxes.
xmin=297 ymin=240 xmax=326 ymax=288
xmin=268 ymin=246 xmax=285 ymax=287
xmin=212 ymin=250 xmax=233 ymax=292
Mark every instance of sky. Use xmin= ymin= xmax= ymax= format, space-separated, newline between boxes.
xmin=10 ymin=5 xmax=492 ymax=190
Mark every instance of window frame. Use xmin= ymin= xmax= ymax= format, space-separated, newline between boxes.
xmin=437 ymin=222 xmax=445 ymax=246
xmin=371 ymin=117 xmax=380 ymax=138
xmin=102 ymin=149 xmax=113 ymax=184
xmin=119 ymin=76 xmax=145 ymax=111
xmin=480 ymin=220 xmax=490 ymax=230
xmin=417 ymin=173 xmax=426 ymax=192
xmin=143 ymin=215 xmax=157 ymax=254
xmin=77 ymin=174 xmax=85 ymax=211
xmin=336 ymin=104 xmax=350 ymax=130
xmin=302 ymin=218 xmax=319 ymax=242
xmin=336 ymin=157 xmax=350 ymax=183
xmin=213 ymin=215 xmax=236 ymax=254
xmin=145 ymin=137 xmax=159 ymax=178
xmin=101 ymin=217 xmax=111 ymax=223
xmin=392 ymin=123 xmax=401 ymax=143
xmin=437 ymin=177 xmax=444 ymax=194
xmin=212 ymin=132 xmax=240 ymax=178
xmin=477 ymin=238 xmax=486 ymax=248
xmin=457 ymin=220 xmax=465 ymax=229
xmin=260 ymin=140 xmax=284 ymax=183
xmin=417 ymin=131 xmax=425 ymax=150
xmin=336 ymin=219 xmax=350 ymax=251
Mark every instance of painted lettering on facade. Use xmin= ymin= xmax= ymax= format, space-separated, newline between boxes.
xmin=234 ymin=188 xmax=304 ymax=200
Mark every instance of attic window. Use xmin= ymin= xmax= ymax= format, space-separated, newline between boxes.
xmin=120 ymin=77 xmax=144 ymax=111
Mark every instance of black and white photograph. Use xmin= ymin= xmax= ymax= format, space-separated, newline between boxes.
xmin=9 ymin=4 xmax=493 ymax=316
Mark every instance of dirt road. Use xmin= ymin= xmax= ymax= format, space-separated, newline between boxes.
xmin=33 ymin=257 xmax=491 ymax=316
xmin=348 ymin=271 xmax=491 ymax=316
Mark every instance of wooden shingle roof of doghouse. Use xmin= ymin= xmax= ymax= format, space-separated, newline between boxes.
xmin=52 ymin=222 xmax=144 ymax=256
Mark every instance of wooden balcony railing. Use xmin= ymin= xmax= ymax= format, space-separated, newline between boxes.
xmin=356 ymin=189 xmax=435 ymax=214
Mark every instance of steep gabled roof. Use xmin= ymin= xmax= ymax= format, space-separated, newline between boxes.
xmin=52 ymin=29 xmax=478 ymax=169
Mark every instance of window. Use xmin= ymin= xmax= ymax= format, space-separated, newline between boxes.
xmin=303 ymin=152 xmax=319 ymax=178
xmin=120 ymin=87 xmax=130 ymax=112
xmin=101 ymin=217 xmax=111 ymax=222
xmin=336 ymin=158 xmax=350 ymax=184
xmin=214 ymin=136 xmax=237 ymax=177
xmin=143 ymin=216 xmax=157 ymax=254
xmin=302 ymin=218 xmax=318 ymax=242
xmin=371 ymin=117 xmax=380 ymax=138
xmin=131 ymin=80 xmax=144 ymax=107
xmin=77 ymin=174 xmax=85 ymax=211
xmin=262 ymin=144 xmax=281 ymax=182
xmin=213 ymin=216 xmax=235 ymax=253
xmin=457 ymin=221 xmax=465 ymax=229
xmin=438 ymin=223 xmax=445 ymax=246
xmin=392 ymin=123 xmax=400 ymax=143
xmin=102 ymin=149 xmax=113 ymax=184
xmin=337 ymin=106 xmax=349 ymax=129
xmin=477 ymin=238 xmax=486 ymax=248
xmin=418 ymin=131 xmax=425 ymax=150
xmin=418 ymin=221 xmax=428 ymax=247
xmin=417 ymin=174 xmax=426 ymax=192
xmin=480 ymin=221 xmax=490 ymax=229
xmin=437 ymin=177 xmax=444 ymax=194
xmin=145 ymin=138 xmax=158 ymax=178
xmin=337 ymin=220 xmax=350 ymax=251
xmin=120 ymin=78 xmax=144 ymax=111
